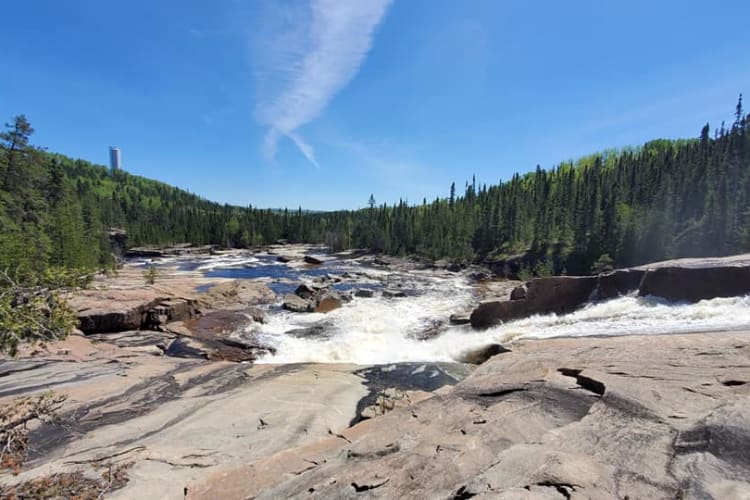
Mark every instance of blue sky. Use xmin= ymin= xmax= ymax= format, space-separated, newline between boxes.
xmin=1 ymin=0 xmax=749 ymax=210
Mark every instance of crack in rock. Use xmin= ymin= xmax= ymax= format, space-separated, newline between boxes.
xmin=351 ymin=478 xmax=389 ymax=492
xmin=557 ymin=368 xmax=606 ymax=395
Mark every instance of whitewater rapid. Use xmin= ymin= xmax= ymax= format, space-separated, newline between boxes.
xmin=255 ymin=289 xmax=750 ymax=365
xmin=170 ymin=251 xmax=750 ymax=365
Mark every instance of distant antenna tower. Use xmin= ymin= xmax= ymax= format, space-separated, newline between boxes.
xmin=109 ymin=146 xmax=122 ymax=171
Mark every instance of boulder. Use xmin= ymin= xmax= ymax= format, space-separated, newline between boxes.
xmin=510 ymin=285 xmax=527 ymax=300
xmin=282 ymin=294 xmax=312 ymax=313
xmin=315 ymin=292 xmax=343 ymax=314
xmin=276 ymin=255 xmax=292 ymax=263
xmin=354 ymin=289 xmax=375 ymax=298
xmin=198 ymin=281 xmax=275 ymax=310
xmin=471 ymin=276 xmax=598 ymax=328
xmin=304 ymin=255 xmax=324 ymax=265
xmin=470 ymin=299 xmax=529 ymax=329
xmin=524 ymin=276 xmax=598 ymax=313
xmin=294 ymin=283 xmax=316 ymax=300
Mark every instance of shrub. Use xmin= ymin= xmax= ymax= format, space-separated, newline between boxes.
xmin=0 ymin=267 xmax=87 ymax=356
xmin=143 ymin=265 xmax=158 ymax=285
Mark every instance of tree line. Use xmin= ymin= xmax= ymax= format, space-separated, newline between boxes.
xmin=1 ymin=96 xmax=748 ymax=280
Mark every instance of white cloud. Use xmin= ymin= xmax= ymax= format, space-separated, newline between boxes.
xmin=254 ymin=0 xmax=392 ymax=167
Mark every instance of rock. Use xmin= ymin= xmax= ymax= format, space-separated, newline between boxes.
xmin=163 ymin=337 xmax=210 ymax=359
xmin=467 ymin=270 xmax=492 ymax=282
xmin=282 ymin=294 xmax=312 ymax=313
xmin=638 ymin=264 xmax=750 ymax=302
xmin=73 ymin=290 xmax=199 ymax=334
xmin=434 ymin=259 xmax=449 ymax=269
xmin=457 ymin=343 xmax=511 ymax=364
xmin=285 ymin=323 xmax=333 ymax=339
xmin=470 ymin=299 xmax=528 ymax=329
xmin=354 ymin=289 xmax=375 ymax=298
xmin=524 ymin=275 xmax=598 ymax=312
xmin=315 ymin=292 xmax=343 ymax=314
xmin=382 ymin=289 xmax=407 ymax=299
xmin=245 ymin=306 xmax=266 ymax=324
xmin=198 ymin=281 xmax=276 ymax=310
xmin=359 ymin=388 xmax=421 ymax=420
xmin=471 ymin=276 xmax=598 ymax=328
xmin=189 ymin=332 xmax=750 ymax=500
xmin=107 ymin=228 xmax=127 ymax=260
xmin=510 ymin=284 xmax=527 ymax=300
xmin=294 ymin=283 xmax=316 ymax=300
xmin=413 ymin=320 xmax=446 ymax=340
xmin=169 ymin=310 xmax=273 ymax=362
xmin=373 ymin=257 xmax=391 ymax=266
xmin=449 ymin=312 xmax=471 ymax=325
xmin=596 ymin=268 xmax=645 ymax=300
xmin=446 ymin=262 xmax=463 ymax=273
xmin=124 ymin=247 xmax=165 ymax=258
xmin=304 ymin=255 xmax=324 ymax=265
xmin=276 ymin=255 xmax=292 ymax=263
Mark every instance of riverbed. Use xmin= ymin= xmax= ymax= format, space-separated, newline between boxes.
xmin=132 ymin=246 xmax=750 ymax=365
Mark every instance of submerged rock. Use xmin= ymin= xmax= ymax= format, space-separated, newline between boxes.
xmin=382 ymin=289 xmax=407 ymax=299
xmin=449 ymin=312 xmax=471 ymax=325
xmin=354 ymin=289 xmax=375 ymax=298
xmin=304 ymin=255 xmax=324 ymax=265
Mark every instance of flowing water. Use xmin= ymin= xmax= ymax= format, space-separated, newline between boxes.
xmin=141 ymin=250 xmax=750 ymax=364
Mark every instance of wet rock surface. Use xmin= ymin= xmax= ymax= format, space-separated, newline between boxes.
xmin=473 ymin=253 xmax=750 ymax=328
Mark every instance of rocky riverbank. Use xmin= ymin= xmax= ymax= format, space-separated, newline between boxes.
xmin=2 ymin=330 xmax=748 ymax=499
xmin=2 ymin=247 xmax=750 ymax=498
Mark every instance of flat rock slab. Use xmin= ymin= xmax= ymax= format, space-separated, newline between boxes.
xmin=0 ymin=340 xmax=369 ymax=500
xmin=188 ymin=331 xmax=750 ymax=499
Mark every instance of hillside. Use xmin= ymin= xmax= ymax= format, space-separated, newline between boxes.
xmin=1 ymin=98 xmax=748 ymax=277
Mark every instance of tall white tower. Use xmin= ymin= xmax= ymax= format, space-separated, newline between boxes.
xmin=109 ymin=146 xmax=122 ymax=171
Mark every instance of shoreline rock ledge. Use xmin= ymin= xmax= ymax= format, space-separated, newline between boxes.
xmin=471 ymin=253 xmax=750 ymax=328
xmin=187 ymin=331 xmax=750 ymax=499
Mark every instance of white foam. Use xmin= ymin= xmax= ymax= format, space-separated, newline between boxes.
xmin=256 ymin=289 xmax=750 ymax=365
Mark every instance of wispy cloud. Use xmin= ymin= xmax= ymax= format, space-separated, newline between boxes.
xmin=254 ymin=0 xmax=392 ymax=167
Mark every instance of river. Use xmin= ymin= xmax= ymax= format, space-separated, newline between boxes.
xmin=135 ymin=248 xmax=750 ymax=365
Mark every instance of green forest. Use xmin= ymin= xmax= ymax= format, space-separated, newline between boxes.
xmin=1 ymin=97 xmax=748 ymax=279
